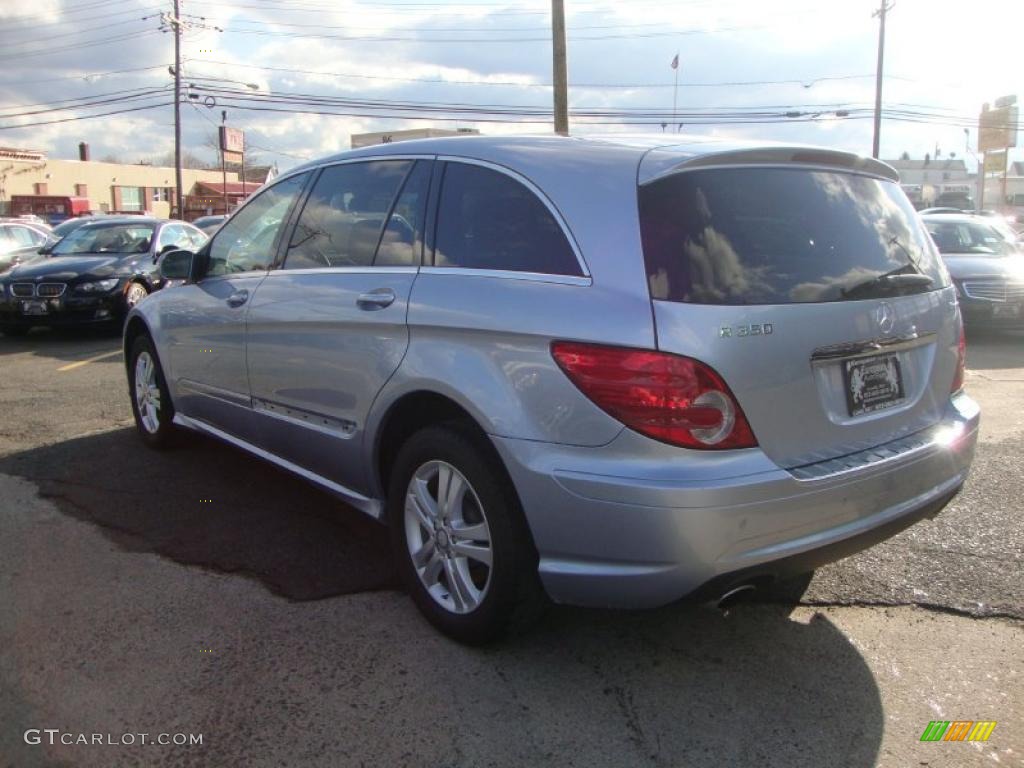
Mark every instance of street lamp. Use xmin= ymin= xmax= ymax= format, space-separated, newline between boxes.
xmin=186 ymin=75 xmax=260 ymax=91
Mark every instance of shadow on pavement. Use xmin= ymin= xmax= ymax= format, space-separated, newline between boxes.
xmin=965 ymin=327 xmax=1024 ymax=370
xmin=0 ymin=325 xmax=123 ymax=361
xmin=0 ymin=428 xmax=884 ymax=767
xmin=0 ymin=427 xmax=398 ymax=598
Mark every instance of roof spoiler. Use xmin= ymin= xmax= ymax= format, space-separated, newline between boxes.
xmin=640 ymin=146 xmax=900 ymax=185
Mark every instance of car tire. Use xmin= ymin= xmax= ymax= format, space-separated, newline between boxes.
xmin=128 ymin=334 xmax=176 ymax=449
xmin=124 ymin=281 xmax=150 ymax=310
xmin=386 ymin=423 xmax=545 ymax=644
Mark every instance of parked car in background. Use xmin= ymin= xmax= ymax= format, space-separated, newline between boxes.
xmin=923 ymin=213 xmax=1024 ymax=328
xmin=0 ymin=215 xmax=113 ymax=275
xmin=191 ymin=215 xmax=227 ymax=235
xmin=123 ymin=136 xmax=977 ymax=643
xmin=0 ymin=217 xmax=207 ymax=335
xmin=0 ymin=220 xmax=51 ymax=273
xmin=919 ymin=207 xmax=965 ymax=215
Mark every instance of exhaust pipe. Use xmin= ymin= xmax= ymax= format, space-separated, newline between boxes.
xmin=714 ymin=583 xmax=757 ymax=611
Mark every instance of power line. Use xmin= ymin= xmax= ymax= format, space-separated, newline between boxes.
xmin=2 ymin=4 xmax=164 ymax=31
xmin=0 ymin=29 xmax=162 ymax=62
xmin=213 ymin=19 xmax=773 ymax=43
xmin=1 ymin=17 xmax=156 ymax=52
xmin=187 ymin=58 xmax=911 ymax=90
xmin=0 ymin=101 xmax=174 ymax=131
xmin=0 ymin=86 xmax=171 ymax=112
xmin=0 ymin=64 xmax=168 ymax=87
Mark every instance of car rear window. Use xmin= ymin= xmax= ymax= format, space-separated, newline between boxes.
xmin=639 ymin=167 xmax=948 ymax=305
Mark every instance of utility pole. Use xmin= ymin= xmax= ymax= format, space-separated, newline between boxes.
xmin=871 ymin=0 xmax=893 ymax=159
xmin=172 ymin=0 xmax=184 ymax=218
xmin=551 ymin=0 xmax=568 ymax=136
xmin=221 ymin=110 xmax=229 ymax=216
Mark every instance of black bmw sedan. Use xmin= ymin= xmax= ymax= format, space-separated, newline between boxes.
xmin=0 ymin=217 xmax=206 ymax=335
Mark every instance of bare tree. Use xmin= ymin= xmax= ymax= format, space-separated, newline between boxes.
xmin=150 ymin=150 xmax=215 ymax=170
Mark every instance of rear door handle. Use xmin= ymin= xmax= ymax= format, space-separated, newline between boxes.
xmin=226 ymin=289 xmax=249 ymax=308
xmin=357 ymin=288 xmax=396 ymax=310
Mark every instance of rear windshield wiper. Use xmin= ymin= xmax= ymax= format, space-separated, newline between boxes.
xmin=840 ymin=266 xmax=933 ymax=300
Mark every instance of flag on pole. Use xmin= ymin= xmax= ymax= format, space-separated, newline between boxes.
xmin=671 ymin=53 xmax=679 ymax=70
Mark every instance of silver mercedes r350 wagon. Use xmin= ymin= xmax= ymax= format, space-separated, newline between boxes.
xmin=125 ymin=135 xmax=979 ymax=643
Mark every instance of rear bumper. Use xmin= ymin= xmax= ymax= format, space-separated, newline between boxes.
xmin=492 ymin=392 xmax=979 ymax=609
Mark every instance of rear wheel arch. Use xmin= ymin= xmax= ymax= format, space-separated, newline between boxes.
xmin=373 ymin=390 xmax=500 ymax=501
xmin=123 ymin=316 xmax=151 ymax=368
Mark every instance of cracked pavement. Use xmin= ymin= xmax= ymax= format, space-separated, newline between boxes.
xmin=0 ymin=326 xmax=1021 ymax=767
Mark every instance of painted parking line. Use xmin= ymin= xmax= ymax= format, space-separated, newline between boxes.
xmin=57 ymin=350 xmax=122 ymax=372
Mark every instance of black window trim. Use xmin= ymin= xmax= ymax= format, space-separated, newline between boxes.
xmin=272 ymin=155 xmax=438 ymax=273
xmin=428 ymin=155 xmax=590 ymax=280
xmin=199 ymin=169 xmax=315 ymax=281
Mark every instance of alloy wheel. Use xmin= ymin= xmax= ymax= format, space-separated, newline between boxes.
xmin=134 ymin=351 xmax=162 ymax=434
xmin=404 ymin=460 xmax=493 ymax=614
xmin=125 ymin=283 xmax=148 ymax=308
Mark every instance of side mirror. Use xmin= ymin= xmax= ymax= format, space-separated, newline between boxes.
xmin=159 ymin=249 xmax=195 ymax=281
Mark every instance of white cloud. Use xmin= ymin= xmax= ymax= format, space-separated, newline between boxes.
xmin=0 ymin=0 xmax=1019 ymax=174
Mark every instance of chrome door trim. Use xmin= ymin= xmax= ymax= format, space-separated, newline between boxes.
xmin=263 ymin=266 xmax=419 ymax=277
xmin=252 ymin=396 xmax=358 ymax=439
xmin=810 ymin=332 xmax=936 ymax=364
xmin=176 ymin=378 xmax=252 ymax=408
xmin=435 ymin=154 xmax=591 ymax=278
xmin=172 ymin=412 xmax=382 ymax=518
xmin=418 ymin=266 xmax=592 ymax=286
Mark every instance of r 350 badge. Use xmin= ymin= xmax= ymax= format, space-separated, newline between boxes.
xmin=719 ymin=323 xmax=773 ymax=338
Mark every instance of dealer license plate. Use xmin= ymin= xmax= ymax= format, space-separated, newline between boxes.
xmin=843 ymin=353 xmax=905 ymax=417
xmin=21 ymin=300 xmax=48 ymax=316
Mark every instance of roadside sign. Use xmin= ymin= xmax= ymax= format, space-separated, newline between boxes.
xmin=979 ymin=104 xmax=1018 ymax=152
xmin=983 ymin=150 xmax=1007 ymax=174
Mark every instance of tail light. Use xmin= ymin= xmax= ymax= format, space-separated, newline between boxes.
xmin=951 ymin=322 xmax=966 ymax=393
xmin=550 ymin=341 xmax=757 ymax=450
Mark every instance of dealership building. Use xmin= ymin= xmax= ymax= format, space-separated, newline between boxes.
xmin=0 ymin=143 xmax=241 ymax=220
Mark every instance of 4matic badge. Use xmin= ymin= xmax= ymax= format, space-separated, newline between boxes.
xmin=719 ymin=323 xmax=773 ymax=338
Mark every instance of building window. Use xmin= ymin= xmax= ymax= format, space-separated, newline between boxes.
xmin=75 ymin=184 xmax=88 ymax=197
xmin=152 ymin=188 xmax=164 ymax=202
xmin=120 ymin=186 xmax=143 ymax=211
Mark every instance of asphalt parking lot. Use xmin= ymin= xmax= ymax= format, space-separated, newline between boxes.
xmin=1 ymin=326 xmax=1021 ymax=768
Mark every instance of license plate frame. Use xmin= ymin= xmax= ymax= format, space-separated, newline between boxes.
xmin=843 ymin=353 xmax=905 ymax=417
xmin=21 ymin=299 xmax=48 ymax=316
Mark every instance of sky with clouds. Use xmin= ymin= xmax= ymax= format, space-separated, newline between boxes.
xmin=0 ymin=0 xmax=1019 ymax=172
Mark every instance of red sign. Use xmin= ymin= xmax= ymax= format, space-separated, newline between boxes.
xmin=219 ymin=126 xmax=244 ymax=154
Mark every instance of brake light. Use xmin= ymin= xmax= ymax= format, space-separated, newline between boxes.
xmin=551 ymin=341 xmax=757 ymax=449
xmin=951 ymin=323 xmax=966 ymax=393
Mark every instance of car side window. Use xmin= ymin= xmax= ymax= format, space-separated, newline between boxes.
xmin=11 ymin=226 xmax=44 ymax=247
xmin=157 ymin=224 xmax=190 ymax=252
xmin=186 ymin=225 xmax=208 ymax=249
xmin=283 ymin=160 xmax=412 ymax=270
xmin=207 ymin=173 xmax=308 ymax=277
xmin=433 ymin=162 xmax=581 ymax=276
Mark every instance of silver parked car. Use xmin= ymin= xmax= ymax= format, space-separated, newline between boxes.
xmin=124 ymin=136 xmax=979 ymax=643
